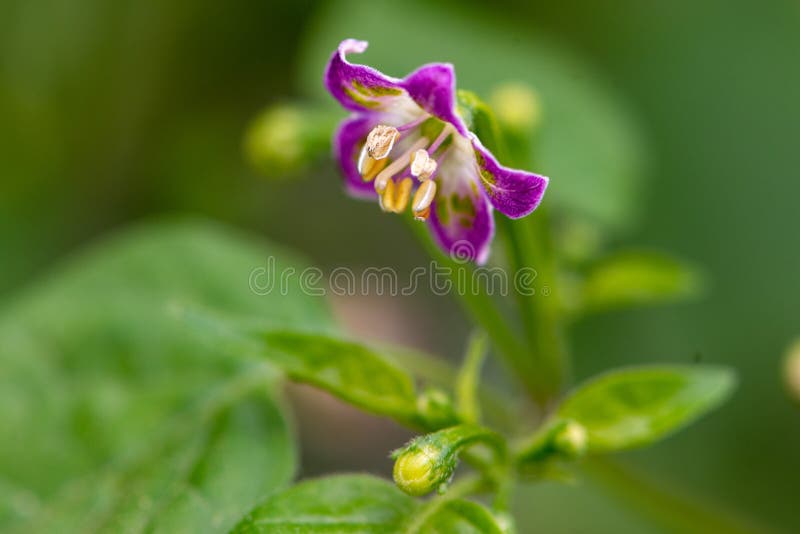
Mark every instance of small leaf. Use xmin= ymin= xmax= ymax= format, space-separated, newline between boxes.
xmin=258 ymin=330 xmax=420 ymax=424
xmin=182 ymin=310 xmax=432 ymax=427
xmin=418 ymin=499 xmax=506 ymax=534
xmin=578 ymin=251 xmax=703 ymax=314
xmin=231 ymin=475 xmax=417 ymax=533
xmin=557 ymin=366 xmax=736 ymax=453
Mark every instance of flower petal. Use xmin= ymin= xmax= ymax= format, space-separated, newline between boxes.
xmin=324 ymin=39 xmax=406 ymax=113
xmin=427 ymin=174 xmax=495 ymax=265
xmin=471 ymin=135 xmax=549 ymax=219
xmin=401 ymin=64 xmax=469 ymax=137
xmin=333 ymin=115 xmax=380 ymax=199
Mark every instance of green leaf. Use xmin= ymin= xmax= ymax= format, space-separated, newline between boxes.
xmin=258 ymin=330 xmax=420 ymax=424
xmin=231 ymin=475 xmax=417 ymax=533
xmin=557 ymin=366 xmax=737 ymax=453
xmin=418 ymin=499 xmax=505 ymax=534
xmin=577 ymin=251 xmax=703 ymax=314
xmin=180 ymin=311 xmax=423 ymax=426
xmin=301 ymin=0 xmax=648 ymax=231
xmin=0 ymin=219 xmax=334 ymax=532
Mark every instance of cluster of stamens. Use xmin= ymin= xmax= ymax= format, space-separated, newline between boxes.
xmin=358 ymin=121 xmax=451 ymax=221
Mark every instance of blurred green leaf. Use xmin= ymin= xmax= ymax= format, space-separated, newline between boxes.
xmin=231 ymin=474 xmax=417 ymax=533
xmin=0 ymin=219 xmax=334 ymax=532
xmin=181 ymin=312 xmax=423 ymax=426
xmin=299 ymin=0 xmax=648 ymax=231
xmin=419 ymin=499 xmax=505 ymax=534
xmin=575 ymin=251 xmax=703 ymax=314
xmin=557 ymin=366 xmax=736 ymax=453
xmin=234 ymin=474 xmax=507 ymax=534
xmin=258 ymin=330 xmax=420 ymax=425
xmin=17 ymin=381 xmax=292 ymax=534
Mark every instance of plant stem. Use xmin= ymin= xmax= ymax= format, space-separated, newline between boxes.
xmin=498 ymin=206 xmax=569 ymax=404
xmin=407 ymin=219 xmax=540 ymax=398
xmin=456 ymin=330 xmax=488 ymax=423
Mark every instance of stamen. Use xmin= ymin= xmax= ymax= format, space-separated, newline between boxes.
xmin=412 ymin=179 xmax=437 ymax=220
xmin=428 ymin=124 xmax=453 ymax=154
xmin=358 ymin=148 xmax=388 ymax=182
xmin=374 ymin=137 xmax=429 ymax=194
xmin=379 ymin=179 xmax=396 ymax=212
xmin=366 ymin=125 xmax=400 ymax=159
xmin=393 ymin=178 xmax=413 ymax=213
xmin=396 ymin=115 xmax=428 ymax=132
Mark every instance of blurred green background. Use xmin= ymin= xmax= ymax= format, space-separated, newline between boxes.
xmin=2 ymin=0 xmax=799 ymax=532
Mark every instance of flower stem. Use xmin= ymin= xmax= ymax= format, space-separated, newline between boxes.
xmin=470 ymin=96 xmax=570 ymax=405
xmin=497 ymin=205 xmax=569 ymax=404
xmin=456 ymin=330 xmax=488 ymax=424
xmin=407 ymin=219 xmax=542 ymax=399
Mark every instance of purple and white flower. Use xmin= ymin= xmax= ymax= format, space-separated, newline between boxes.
xmin=325 ymin=39 xmax=548 ymax=264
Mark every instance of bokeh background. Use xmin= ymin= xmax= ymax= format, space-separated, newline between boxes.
xmin=2 ymin=0 xmax=799 ymax=532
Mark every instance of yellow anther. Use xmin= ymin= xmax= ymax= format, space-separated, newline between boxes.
xmin=412 ymin=179 xmax=437 ymax=220
xmin=393 ymin=178 xmax=413 ymax=213
xmin=379 ymin=179 xmax=396 ymax=212
xmin=366 ymin=125 xmax=399 ymax=159
xmin=375 ymin=172 xmax=391 ymax=194
xmin=359 ymin=154 xmax=388 ymax=182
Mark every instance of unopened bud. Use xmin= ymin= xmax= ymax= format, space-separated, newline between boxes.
xmin=245 ymin=103 xmax=336 ymax=177
xmin=416 ymin=388 xmax=459 ymax=429
xmin=553 ymin=420 xmax=588 ymax=459
xmin=784 ymin=339 xmax=800 ymax=402
xmin=392 ymin=425 xmax=504 ymax=496
xmin=490 ymin=83 xmax=543 ymax=133
xmin=393 ymin=442 xmax=454 ymax=497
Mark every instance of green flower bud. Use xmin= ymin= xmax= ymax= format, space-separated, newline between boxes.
xmin=244 ymin=103 xmax=337 ymax=177
xmin=392 ymin=425 xmax=505 ymax=497
xmin=516 ymin=419 xmax=588 ymax=467
xmin=784 ymin=338 xmax=800 ymax=402
xmin=416 ymin=387 xmax=460 ymax=430
xmin=393 ymin=442 xmax=454 ymax=496
xmin=552 ymin=420 xmax=588 ymax=459
xmin=495 ymin=512 xmax=517 ymax=534
xmin=489 ymin=83 xmax=543 ymax=133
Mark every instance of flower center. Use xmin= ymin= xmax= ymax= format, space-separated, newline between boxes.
xmin=359 ymin=120 xmax=453 ymax=221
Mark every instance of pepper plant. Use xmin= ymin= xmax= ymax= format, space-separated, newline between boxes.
xmin=0 ymin=40 xmax=739 ymax=534
xmin=229 ymin=41 xmax=737 ymax=532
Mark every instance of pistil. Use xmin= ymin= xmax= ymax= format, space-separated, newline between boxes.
xmin=428 ymin=124 xmax=453 ymax=154
xmin=374 ymin=138 xmax=429 ymax=194
xmin=410 ymin=149 xmax=437 ymax=181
